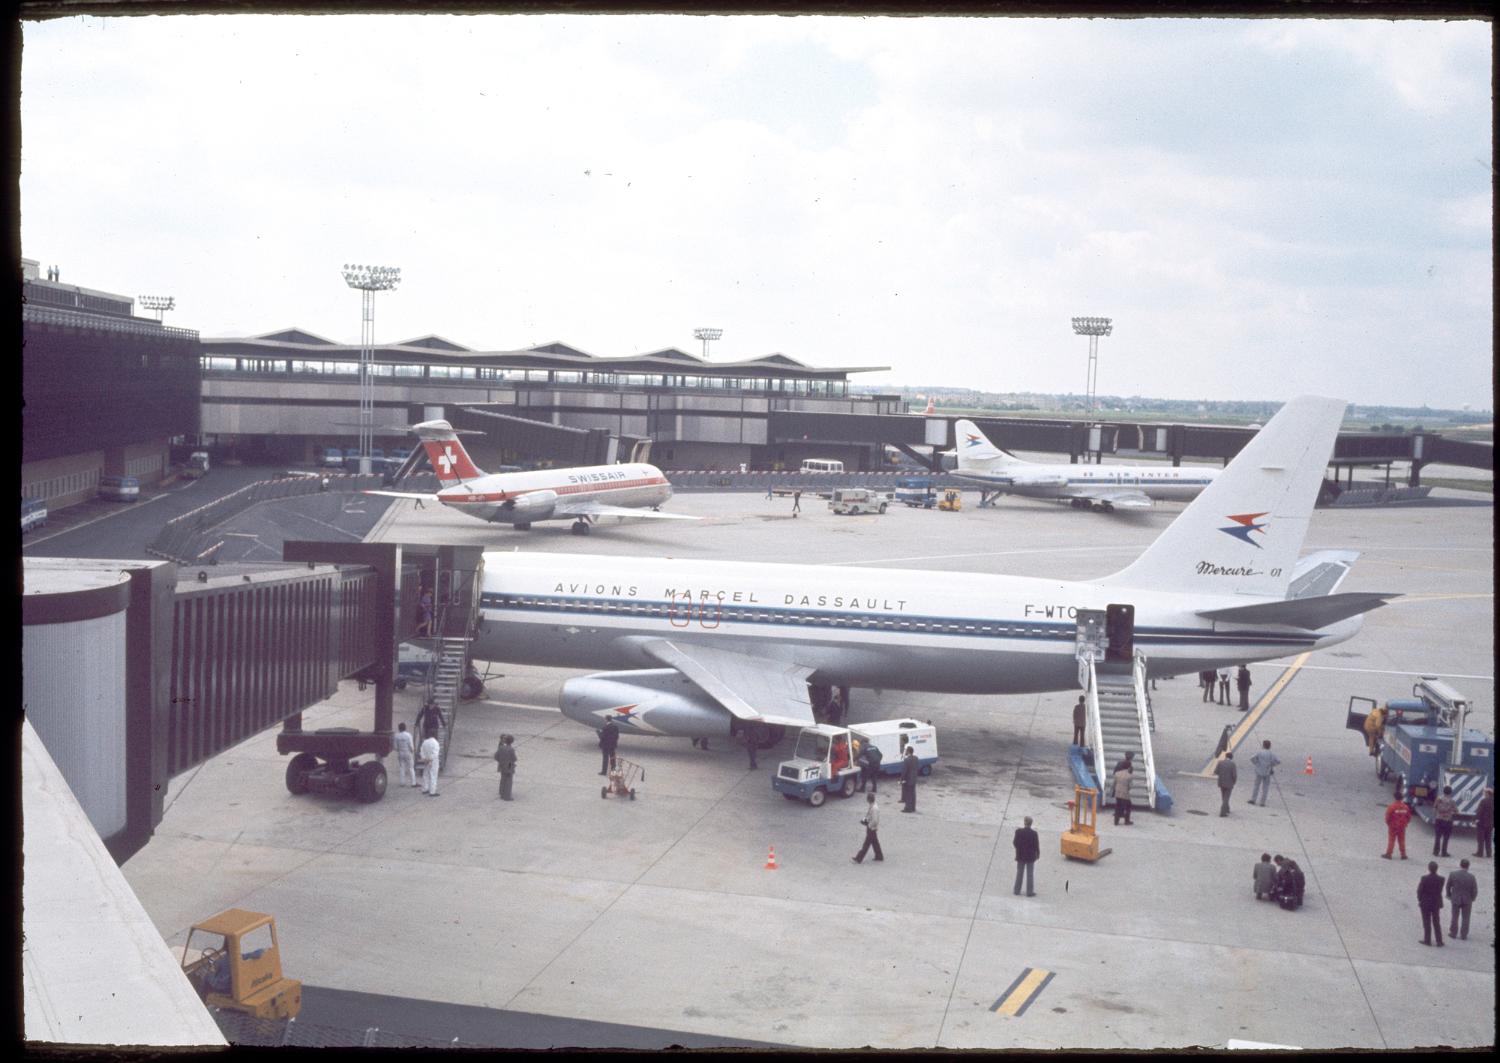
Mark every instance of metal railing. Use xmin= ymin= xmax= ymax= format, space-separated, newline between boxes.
xmin=1131 ymin=651 xmax=1158 ymax=810
xmin=147 ymin=472 xmax=391 ymax=563
xmin=1084 ymin=658 xmax=1107 ymax=799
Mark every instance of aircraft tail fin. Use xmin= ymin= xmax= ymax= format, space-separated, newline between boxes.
xmin=1100 ymin=395 xmax=1345 ymax=599
xmin=953 ymin=420 xmax=1022 ymax=470
xmin=412 ymin=420 xmax=484 ymax=484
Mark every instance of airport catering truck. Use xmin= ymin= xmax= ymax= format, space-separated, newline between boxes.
xmin=1347 ymin=676 xmax=1494 ymax=826
xmin=894 ymin=476 xmax=936 ymax=508
xmin=773 ymin=720 xmax=938 ymax=806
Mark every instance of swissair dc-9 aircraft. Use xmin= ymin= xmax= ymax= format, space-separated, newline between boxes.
xmin=467 ymin=396 xmax=1394 ymax=743
xmin=953 ymin=418 xmax=1221 ymax=511
xmin=368 ymin=420 xmax=695 ymax=535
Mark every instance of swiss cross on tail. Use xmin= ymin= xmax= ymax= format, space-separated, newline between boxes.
xmin=1219 ymin=512 xmax=1269 ymax=548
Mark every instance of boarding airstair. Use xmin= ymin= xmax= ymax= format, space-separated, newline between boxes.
xmin=1071 ymin=609 xmax=1171 ymax=812
xmin=413 ymin=552 xmax=485 ymax=775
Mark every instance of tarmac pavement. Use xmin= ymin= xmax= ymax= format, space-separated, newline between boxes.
xmin=122 ymin=488 xmax=1494 ymax=1049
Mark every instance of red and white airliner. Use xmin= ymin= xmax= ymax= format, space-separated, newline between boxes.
xmin=367 ymin=420 xmax=695 ymax=535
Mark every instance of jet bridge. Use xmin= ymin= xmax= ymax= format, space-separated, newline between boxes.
xmin=21 ymin=541 xmax=483 ymax=865
xmin=1070 ymin=606 xmax=1173 ymax=814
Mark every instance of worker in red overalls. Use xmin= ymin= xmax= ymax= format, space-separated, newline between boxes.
xmin=1383 ymin=794 xmax=1413 ymax=860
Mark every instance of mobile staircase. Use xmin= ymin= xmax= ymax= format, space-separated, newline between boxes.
xmin=1069 ymin=649 xmax=1172 ymax=813
xmin=413 ymin=552 xmax=485 ymax=775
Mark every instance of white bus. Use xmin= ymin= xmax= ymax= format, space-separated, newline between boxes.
xmin=800 ymin=459 xmax=845 ymax=474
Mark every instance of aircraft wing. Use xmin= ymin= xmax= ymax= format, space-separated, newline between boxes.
xmin=362 ymin=489 xmax=441 ymax=501
xmin=1061 ymin=486 xmax=1154 ymax=509
xmin=638 ymin=639 xmax=816 ymax=727
xmin=556 ymin=501 xmax=699 ymax=521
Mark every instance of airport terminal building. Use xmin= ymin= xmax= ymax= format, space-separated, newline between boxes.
xmin=200 ymin=330 xmax=897 ymax=471
xmin=21 ymin=259 xmax=202 ymax=508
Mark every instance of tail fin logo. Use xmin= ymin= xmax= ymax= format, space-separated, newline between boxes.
xmin=1220 ymin=512 xmax=1269 ymax=548
xmin=436 ymin=445 xmax=457 ymax=477
xmin=963 ymin=433 xmax=985 ymax=448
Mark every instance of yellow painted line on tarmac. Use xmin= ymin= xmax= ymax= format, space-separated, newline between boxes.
xmin=991 ymin=967 xmax=1055 ymax=1017
xmin=1186 ymin=653 xmax=1311 ymax=778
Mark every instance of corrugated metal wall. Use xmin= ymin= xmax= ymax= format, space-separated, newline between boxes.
xmin=167 ymin=568 xmax=385 ymax=776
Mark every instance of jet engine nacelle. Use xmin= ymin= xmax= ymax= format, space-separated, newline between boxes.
xmin=502 ymin=489 xmax=557 ymax=524
xmin=561 ymin=668 xmax=733 ymax=739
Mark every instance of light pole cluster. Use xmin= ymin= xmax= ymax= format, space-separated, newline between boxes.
xmin=1071 ymin=316 xmax=1113 ymax=412
xmin=139 ymin=295 xmax=175 ymax=322
xmin=341 ymin=264 xmax=401 ymax=475
xmin=693 ymin=327 xmax=723 ymax=361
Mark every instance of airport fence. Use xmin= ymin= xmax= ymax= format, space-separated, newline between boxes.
xmin=213 ymin=1011 xmax=476 ymax=1048
xmin=147 ymin=472 xmax=437 ymax=565
xmin=1326 ymin=485 xmax=1433 ymax=507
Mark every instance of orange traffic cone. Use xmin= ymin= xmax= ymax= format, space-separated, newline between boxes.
xmin=764 ymin=846 xmax=779 ymax=870
xmin=1303 ymin=756 xmax=1315 ymax=776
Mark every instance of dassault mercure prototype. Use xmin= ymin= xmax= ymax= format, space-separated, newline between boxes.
xmin=953 ymin=418 xmax=1220 ymax=511
xmin=368 ymin=420 xmax=695 ymax=535
xmin=468 ymin=396 xmax=1392 ymax=742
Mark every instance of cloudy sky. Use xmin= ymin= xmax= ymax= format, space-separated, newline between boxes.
xmin=20 ymin=13 xmax=1492 ymax=407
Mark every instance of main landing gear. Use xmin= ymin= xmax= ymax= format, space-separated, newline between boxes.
xmin=570 ymin=519 xmax=592 ymax=535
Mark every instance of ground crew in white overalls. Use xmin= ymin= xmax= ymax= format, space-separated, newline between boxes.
xmin=393 ymin=721 xmax=417 ymax=788
xmin=419 ymin=733 xmax=441 ymax=796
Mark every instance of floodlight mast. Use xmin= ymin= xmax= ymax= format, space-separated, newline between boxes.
xmin=693 ymin=327 xmax=723 ymax=360
xmin=1070 ymin=316 xmax=1113 ymax=413
xmin=341 ymin=264 xmax=401 ymax=475
xmin=139 ymin=295 xmax=175 ymax=322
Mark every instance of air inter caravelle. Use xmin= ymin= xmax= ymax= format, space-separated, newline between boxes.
xmin=368 ymin=420 xmax=696 ymax=535
xmin=467 ymin=397 xmax=1394 ymax=744
xmin=953 ymin=418 xmax=1221 ymax=511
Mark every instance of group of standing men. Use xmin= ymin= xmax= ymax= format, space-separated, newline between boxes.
xmin=1199 ymin=665 xmax=1253 ymax=710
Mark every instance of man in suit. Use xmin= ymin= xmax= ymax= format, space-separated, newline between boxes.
xmin=1214 ymin=751 xmax=1238 ymax=817
xmin=1248 ymin=740 xmax=1279 ymax=807
xmin=1417 ymin=861 xmax=1446 ymax=946
xmin=1445 ymin=858 xmax=1478 ymax=940
xmin=494 ymin=734 xmax=517 ymax=800
xmin=598 ymin=717 xmax=620 ymax=776
xmin=1013 ymin=816 xmax=1040 ymax=897
xmin=1236 ymin=665 xmax=1253 ymax=711
xmin=1476 ymin=787 xmax=1494 ymax=858
xmin=1071 ymin=696 xmax=1087 ymax=746
xmin=900 ymin=746 xmax=920 ymax=812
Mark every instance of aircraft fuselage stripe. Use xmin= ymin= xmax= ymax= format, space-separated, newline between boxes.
xmin=478 ymin=592 xmax=1318 ymax=648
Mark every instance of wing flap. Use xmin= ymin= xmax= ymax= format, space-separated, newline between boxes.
xmin=556 ymin=501 xmax=697 ymax=520
xmin=1065 ymin=487 xmax=1153 ymax=508
xmin=362 ymin=490 xmax=440 ymax=501
xmin=638 ymin=639 xmax=815 ymax=727
xmin=1198 ymin=591 xmax=1397 ymax=630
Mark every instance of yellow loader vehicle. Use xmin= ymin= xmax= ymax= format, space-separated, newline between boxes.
xmin=179 ymin=909 xmax=301 ymax=1020
xmin=937 ymin=488 xmax=963 ymax=511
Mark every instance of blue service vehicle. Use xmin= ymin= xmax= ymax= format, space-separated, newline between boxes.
xmin=1347 ymin=676 xmax=1494 ymax=826
xmin=21 ymin=496 xmax=48 ymax=535
xmin=894 ymin=476 xmax=936 ymax=508
xmin=773 ymin=720 xmax=938 ymax=806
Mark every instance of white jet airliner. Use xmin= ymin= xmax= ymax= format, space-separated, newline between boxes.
xmin=953 ymin=419 xmax=1221 ymax=511
xmin=464 ymin=396 xmax=1392 ymax=742
xmin=367 ymin=420 xmax=695 ymax=535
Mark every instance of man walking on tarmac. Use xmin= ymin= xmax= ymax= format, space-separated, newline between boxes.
xmin=1248 ymin=740 xmax=1279 ymax=807
xmin=1215 ymin=751 xmax=1238 ymax=816
xmin=1383 ymin=792 xmax=1413 ymax=859
xmin=742 ymin=722 xmax=765 ymax=771
xmin=393 ymin=722 xmax=417 ymax=788
xmin=598 ymin=717 xmax=620 ymax=776
xmin=852 ymin=792 xmax=883 ymax=863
